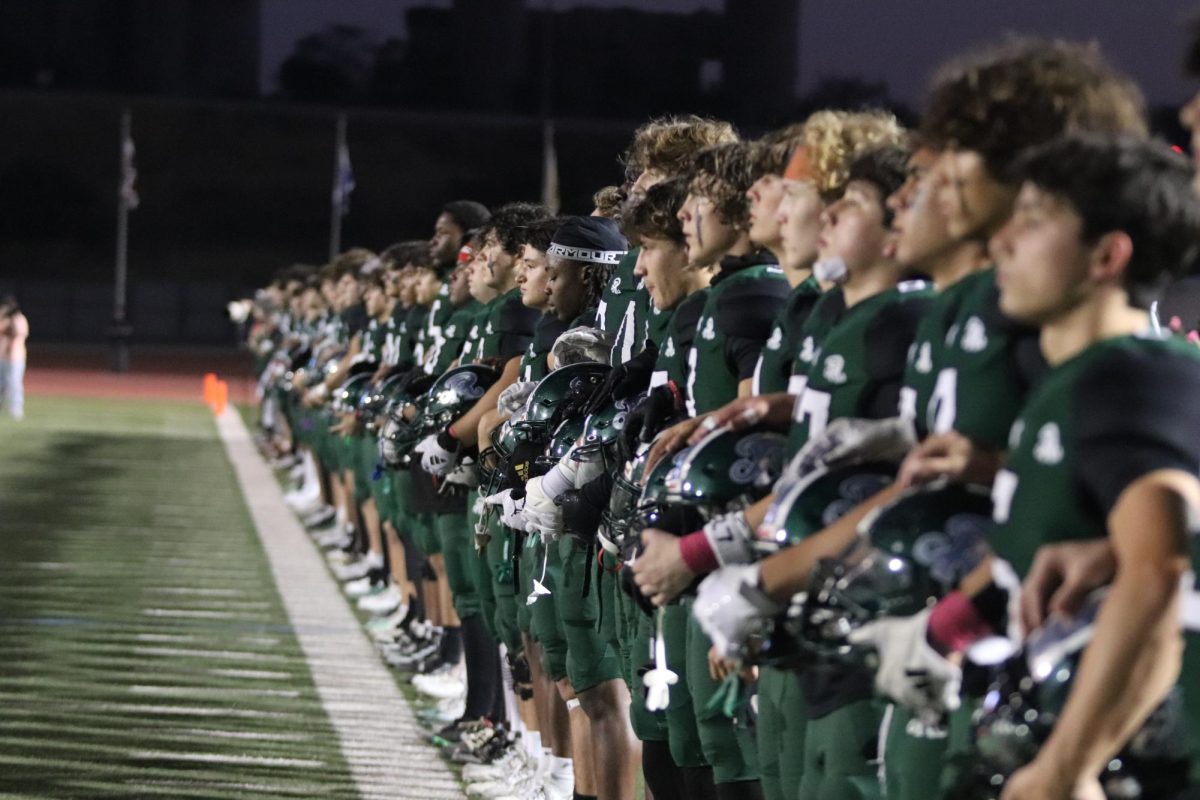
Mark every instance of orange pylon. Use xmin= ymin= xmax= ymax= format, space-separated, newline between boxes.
xmin=203 ymin=373 xmax=218 ymax=407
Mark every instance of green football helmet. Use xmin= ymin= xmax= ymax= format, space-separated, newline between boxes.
xmin=664 ymin=426 xmax=787 ymax=519
xmin=573 ymin=396 xmax=634 ymax=466
xmin=332 ymin=373 xmax=373 ymax=415
xmin=756 ymin=462 xmax=896 ymax=558
xmin=537 ymin=416 xmax=586 ymax=475
xmin=418 ymin=364 xmax=500 ymax=437
xmin=752 ymin=461 xmax=896 ymax=667
xmin=635 ymin=446 xmax=700 ymax=535
xmin=802 ymin=479 xmax=992 ymax=662
xmin=376 ymin=375 xmax=436 ymax=469
xmin=602 ymin=445 xmax=651 ymax=553
xmin=519 ymin=362 xmax=611 ymax=435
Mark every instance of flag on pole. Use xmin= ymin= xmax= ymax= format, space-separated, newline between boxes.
xmin=333 ymin=136 xmax=355 ymax=217
xmin=119 ymin=127 xmax=139 ymax=210
xmin=540 ymin=119 xmax=560 ymax=215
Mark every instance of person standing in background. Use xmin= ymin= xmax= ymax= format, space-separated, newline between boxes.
xmin=0 ymin=295 xmax=28 ymax=420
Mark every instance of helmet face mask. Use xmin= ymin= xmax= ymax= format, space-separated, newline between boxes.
xmin=418 ymin=364 xmax=501 ymax=438
xmin=522 ymin=362 xmax=612 ymax=436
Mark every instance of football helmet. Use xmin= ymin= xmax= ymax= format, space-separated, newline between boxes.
xmin=802 ymin=479 xmax=992 ymax=662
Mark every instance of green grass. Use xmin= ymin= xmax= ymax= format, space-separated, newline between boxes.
xmin=0 ymin=397 xmax=359 ymax=798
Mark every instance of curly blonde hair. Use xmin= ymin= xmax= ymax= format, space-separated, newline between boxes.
xmin=799 ymin=110 xmax=907 ymax=200
xmin=624 ymin=115 xmax=739 ymax=181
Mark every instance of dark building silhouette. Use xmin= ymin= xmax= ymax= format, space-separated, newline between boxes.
xmin=0 ymin=0 xmax=261 ymax=98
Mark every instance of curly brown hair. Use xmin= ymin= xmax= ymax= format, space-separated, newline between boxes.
xmin=687 ymin=142 xmax=758 ymax=229
xmin=623 ymin=177 xmax=689 ymax=245
xmin=592 ymin=185 xmax=627 ymax=220
xmin=748 ymin=122 xmax=807 ymax=178
xmin=623 ymin=115 xmax=739 ymax=181
xmin=800 ymin=111 xmax=908 ymax=200
xmin=920 ymin=37 xmax=1147 ymax=179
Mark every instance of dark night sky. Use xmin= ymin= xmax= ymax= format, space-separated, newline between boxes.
xmin=260 ymin=0 xmax=1198 ymax=108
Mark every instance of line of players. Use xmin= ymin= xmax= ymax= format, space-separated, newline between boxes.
xmin=246 ymin=31 xmax=1200 ymax=800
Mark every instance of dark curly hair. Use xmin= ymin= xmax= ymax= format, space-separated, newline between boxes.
xmin=486 ymin=202 xmax=553 ymax=255
xmin=687 ymin=142 xmax=757 ymax=229
xmin=623 ymin=115 xmax=739 ymax=182
xmin=592 ymin=185 xmax=628 ymax=220
xmin=623 ymin=177 xmax=689 ymax=245
xmin=846 ymin=145 xmax=912 ymax=227
xmin=517 ymin=216 xmax=562 ymax=254
xmin=748 ymin=123 xmax=807 ymax=179
xmin=1010 ymin=133 xmax=1200 ymax=308
xmin=920 ymin=37 xmax=1147 ymax=179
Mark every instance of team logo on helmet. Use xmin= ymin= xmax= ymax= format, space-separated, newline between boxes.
xmin=728 ymin=434 xmax=784 ymax=486
xmin=437 ymin=371 xmax=485 ymax=406
xmin=823 ymin=473 xmax=893 ymax=526
xmin=911 ymin=513 xmax=991 ymax=589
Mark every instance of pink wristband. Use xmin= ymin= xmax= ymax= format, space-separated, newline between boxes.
xmin=927 ymin=591 xmax=993 ymax=655
xmin=678 ymin=531 xmax=720 ymax=576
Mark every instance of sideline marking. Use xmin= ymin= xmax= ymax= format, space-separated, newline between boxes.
xmin=214 ymin=409 xmax=463 ymax=800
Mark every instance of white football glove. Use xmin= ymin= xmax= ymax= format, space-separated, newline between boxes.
xmin=523 ymin=475 xmax=563 ymax=537
xmin=485 ymin=489 xmax=528 ymax=531
xmin=693 ymin=564 xmax=783 ymax=661
xmin=416 ymin=433 xmax=456 ymax=476
xmin=847 ymin=608 xmax=962 ymax=718
xmin=444 ymin=460 xmax=479 ymax=488
xmin=700 ymin=511 xmax=757 ymax=567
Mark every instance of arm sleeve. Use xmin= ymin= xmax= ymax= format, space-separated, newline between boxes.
xmin=1074 ymin=347 xmax=1200 ymax=516
xmin=718 ymin=279 xmax=791 ymax=380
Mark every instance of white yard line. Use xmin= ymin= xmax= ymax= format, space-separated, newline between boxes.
xmin=214 ymin=409 xmax=463 ymax=800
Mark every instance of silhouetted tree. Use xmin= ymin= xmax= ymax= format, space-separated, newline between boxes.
xmin=278 ymin=25 xmax=379 ymax=103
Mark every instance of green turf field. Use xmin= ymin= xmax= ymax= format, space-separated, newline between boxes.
xmin=0 ymin=397 xmax=360 ymax=799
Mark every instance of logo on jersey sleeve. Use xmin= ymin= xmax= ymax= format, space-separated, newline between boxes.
xmin=822 ymin=354 xmax=848 ymax=385
xmin=914 ymin=342 xmax=933 ymax=374
xmin=700 ymin=317 xmax=716 ymax=341
xmin=486 ymin=321 xmax=495 ymax=335
xmin=445 ymin=324 xmax=457 ymax=338
xmin=610 ymin=275 xmax=622 ymax=293
xmin=1033 ymin=423 xmax=1064 ymax=465
xmin=798 ymin=336 xmax=817 ymax=364
xmin=960 ymin=317 xmax=988 ymax=353
xmin=766 ymin=327 xmax=783 ymax=351
xmin=663 ymin=337 xmax=676 ymax=358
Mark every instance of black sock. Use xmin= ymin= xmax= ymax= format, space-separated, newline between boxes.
xmin=715 ymin=780 xmax=762 ymax=800
xmin=641 ymin=740 xmax=684 ymax=800
xmin=682 ymin=767 xmax=718 ymax=800
xmin=439 ymin=626 xmax=462 ymax=666
xmin=488 ymin=649 xmax=506 ymax=724
xmin=461 ymin=614 xmax=499 ymax=720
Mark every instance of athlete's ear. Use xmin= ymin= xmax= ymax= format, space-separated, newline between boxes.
xmin=1088 ymin=230 xmax=1134 ymax=286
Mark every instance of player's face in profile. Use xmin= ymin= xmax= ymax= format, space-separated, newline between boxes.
xmin=483 ymin=233 xmax=515 ymax=289
xmin=991 ymin=183 xmax=1092 ymax=325
xmin=467 ymin=251 xmax=491 ymax=301
xmin=449 ymin=265 xmax=471 ymax=305
xmin=430 ymin=213 xmax=464 ymax=264
xmin=818 ymin=180 xmax=890 ymax=273
xmin=889 ymin=148 xmax=955 ymax=270
xmin=747 ymin=173 xmax=786 ymax=249
xmin=932 ymin=149 xmax=1018 ymax=242
xmin=518 ymin=244 xmax=551 ymax=311
xmin=545 ymin=255 xmax=588 ymax=321
xmin=776 ymin=178 xmax=823 ymax=270
xmin=635 ymin=235 xmax=690 ymax=311
xmin=631 ymin=168 xmax=665 ymax=198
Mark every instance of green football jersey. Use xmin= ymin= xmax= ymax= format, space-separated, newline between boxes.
xmin=597 ymin=248 xmax=651 ymax=367
xmin=685 ymin=256 xmax=790 ymax=415
xmin=645 ymin=301 xmax=673 ymax=351
xmin=430 ymin=299 xmax=481 ymax=374
xmin=650 ymin=289 xmax=708 ymax=391
xmin=360 ymin=315 xmax=388 ymax=364
xmin=991 ymin=333 xmax=1200 ymax=576
xmin=463 ymin=296 xmax=500 ymax=363
xmin=899 ymin=268 xmax=1042 ymax=448
xmin=789 ymin=281 xmax=934 ymax=454
xmin=519 ymin=313 xmax=568 ymax=382
xmin=479 ymin=288 xmax=539 ymax=362
xmin=753 ymin=276 xmax=823 ymax=395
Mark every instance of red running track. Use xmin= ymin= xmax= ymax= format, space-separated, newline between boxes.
xmin=24 ymin=344 xmax=258 ymax=404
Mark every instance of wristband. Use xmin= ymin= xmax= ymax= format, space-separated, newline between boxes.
xmin=679 ymin=531 xmax=719 ymax=576
xmin=927 ymin=590 xmax=994 ymax=656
